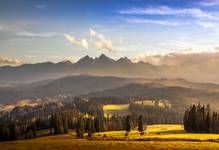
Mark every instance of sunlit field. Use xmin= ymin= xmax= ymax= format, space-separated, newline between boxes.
xmin=103 ymin=104 xmax=130 ymax=116
xmin=92 ymin=124 xmax=219 ymax=140
xmin=103 ymin=101 xmax=171 ymax=117
xmin=1 ymin=124 xmax=219 ymax=150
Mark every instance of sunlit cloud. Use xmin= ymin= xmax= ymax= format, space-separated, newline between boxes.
xmin=64 ymin=34 xmax=89 ymax=49
xmin=89 ymin=28 xmax=116 ymax=53
xmin=0 ymin=56 xmax=23 ymax=65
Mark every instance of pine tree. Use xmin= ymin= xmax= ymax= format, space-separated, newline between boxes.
xmin=125 ymin=115 xmax=131 ymax=132
xmin=138 ymin=115 xmax=144 ymax=132
xmin=32 ymin=122 xmax=37 ymax=138
xmin=49 ymin=114 xmax=54 ymax=135
xmin=76 ymin=117 xmax=84 ymax=138
xmin=63 ymin=114 xmax=68 ymax=134
xmin=94 ymin=116 xmax=101 ymax=132
xmin=54 ymin=112 xmax=64 ymax=135
xmin=86 ymin=118 xmax=93 ymax=138
xmin=9 ymin=123 xmax=18 ymax=140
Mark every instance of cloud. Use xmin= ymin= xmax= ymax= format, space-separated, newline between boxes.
xmin=64 ymin=28 xmax=118 ymax=53
xmin=199 ymin=0 xmax=219 ymax=6
xmin=89 ymin=28 xmax=116 ymax=52
xmin=197 ymin=21 xmax=218 ymax=28
xmin=64 ymin=34 xmax=89 ymax=49
xmin=133 ymin=48 xmax=219 ymax=66
xmin=119 ymin=6 xmax=216 ymax=19
xmin=125 ymin=18 xmax=182 ymax=26
xmin=35 ymin=4 xmax=47 ymax=9
xmin=0 ymin=57 xmax=23 ymax=65
xmin=17 ymin=31 xmax=56 ymax=38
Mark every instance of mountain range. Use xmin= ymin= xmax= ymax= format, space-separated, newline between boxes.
xmin=0 ymin=54 xmax=164 ymax=84
xmin=1 ymin=54 xmax=219 ymax=84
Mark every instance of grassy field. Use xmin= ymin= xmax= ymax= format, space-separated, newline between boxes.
xmin=1 ymin=125 xmax=219 ymax=150
xmin=103 ymin=104 xmax=130 ymax=116
xmin=103 ymin=101 xmax=171 ymax=117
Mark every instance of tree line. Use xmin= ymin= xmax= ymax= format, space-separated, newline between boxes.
xmin=184 ymin=104 xmax=219 ymax=133
xmin=129 ymin=103 xmax=183 ymax=124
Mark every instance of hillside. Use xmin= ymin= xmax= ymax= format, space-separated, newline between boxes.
xmin=88 ymin=83 xmax=219 ymax=108
xmin=0 ymin=75 xmax=142 ymax=104
xmin=1 ymin=75 xmax=219 ymax=106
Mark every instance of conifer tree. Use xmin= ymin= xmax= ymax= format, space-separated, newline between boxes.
xmin=76 ymin=117 xmax=84 ymax=138
xmin=138 ymin=115 xmax=144 ymax=132
xmin=125 ymin=115 xmax=131 ymax=132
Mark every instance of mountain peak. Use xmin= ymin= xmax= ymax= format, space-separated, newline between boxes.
xmin=117 ymin=57 xmax=132 ymax=64
xmin=99 ymin=54 xmax=110 ymax=59
xmin=57 ymin=60 xmax=72 ymax=65
xmin=95 ymin=54 xmax=114 ymax=63
xmin=76 ymin=55 xmax=94 ymax=65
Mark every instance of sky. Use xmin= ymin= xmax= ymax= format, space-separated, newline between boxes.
xmin=1 ymin=0 xmax=219 ymax=65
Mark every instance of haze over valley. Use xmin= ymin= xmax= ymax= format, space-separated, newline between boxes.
xmin=1 ymin=0 xmax=219 ymax=149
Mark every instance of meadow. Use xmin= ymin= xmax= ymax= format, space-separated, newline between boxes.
xmin=1 ymin=124 xmax=219 ymax=150
xmin=102 ymin=100 xmax=171 ymax=117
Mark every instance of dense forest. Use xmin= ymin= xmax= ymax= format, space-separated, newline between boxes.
xmin=0 ymin=96 xmax=212 ymax=142
xmin=184 ymin=104 xmax=219 ymax=133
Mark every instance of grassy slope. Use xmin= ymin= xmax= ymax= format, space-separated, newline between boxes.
xmin=1 ymin=125 xmax=219 ymax=150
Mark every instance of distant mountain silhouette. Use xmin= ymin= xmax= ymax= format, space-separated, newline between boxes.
xmin=0 ymin=54 xmax=161 ymax=84
xmin=1 ymin=54 xmax=219 ymax=84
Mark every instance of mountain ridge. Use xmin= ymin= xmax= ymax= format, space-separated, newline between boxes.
xmin=1 ymin=54 xmax=219 ymax=84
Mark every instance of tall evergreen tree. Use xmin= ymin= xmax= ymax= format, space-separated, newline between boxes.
xmin=32 ymin=122 xmax=37 ymax=138
xmin=63 ymin=114 xmax=68 ymax=134
xmin=125 ymin=115 xmax=131 ymax=132
xmin=9 ymin=123 xmax=18 ymax=140
xmin=86 ymin=118 xmax=94 ymax=138
xmin=76 ymin=117 xmax=84 ymax=138
xmin=138 ymin=115 xmax=144 ymax=132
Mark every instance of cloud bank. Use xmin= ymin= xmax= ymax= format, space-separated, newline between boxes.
xmin=133 ymin=48 xmax=219 ymax=67
xmin=0 ymin=57 xmax=22 ymax=65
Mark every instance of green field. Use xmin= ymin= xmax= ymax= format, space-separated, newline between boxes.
xmin=1 ymin=124 xmax=219 ymax=150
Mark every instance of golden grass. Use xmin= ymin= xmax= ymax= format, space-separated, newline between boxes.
xmin=1 ymin=124 xmax=219 ymax=150
xmin=1 ymin=135 xmax=219 ymax=150
xmin=103 ymin=104 xmax=129 ymax=111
